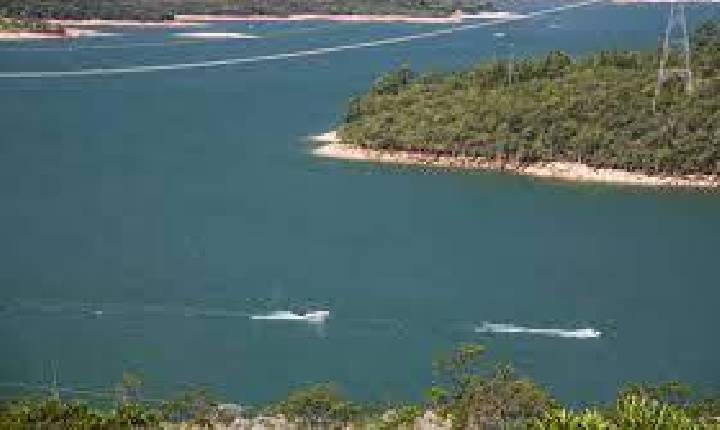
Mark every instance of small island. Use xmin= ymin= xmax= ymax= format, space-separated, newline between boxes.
xmin=315 ymin=21 xmax=720 ymax=189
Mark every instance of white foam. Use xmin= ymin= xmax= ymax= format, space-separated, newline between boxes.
xmin=309 ymin=130 xmax=339 ymax=143
xmin=475 ymin=322 xmax=601 ymax=339
xmin=462 ymin=12 xmax=527 ymax=20
xmin=250 ymin=310 xmax=330 ymax=323
xmin=173 ymin=32 xmax=258 ymax=39
xmin=66 ymin=29 xmax=120 ymax=38
xmin=0 ymin=0 xmax=602 ymax=79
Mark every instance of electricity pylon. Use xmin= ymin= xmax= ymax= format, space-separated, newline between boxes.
xmin=653 ymin=0 xmax=693 ymax=112
xmin=506 ymin=42 xmax=516 ymax=85
xmin=493 ymin=32 xmax=515 ymax=85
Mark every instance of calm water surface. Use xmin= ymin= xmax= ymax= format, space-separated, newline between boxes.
xmin=1 ymin=3 xmax=719 ymax=405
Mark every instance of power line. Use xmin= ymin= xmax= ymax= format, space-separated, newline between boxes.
xmin=0 ymin=0 xmax=603 ymax=79
xmin=492 ymin=31 xmax=516 ymax=85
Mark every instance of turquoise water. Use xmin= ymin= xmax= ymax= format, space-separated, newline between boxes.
xmin=1 ymin=3 xmax=719 ymax=405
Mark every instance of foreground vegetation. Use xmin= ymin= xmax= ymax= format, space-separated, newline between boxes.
xmin=0 ymin=0 xmax=494 ymax=21
xmin=1 ymin=345 xmax=718 ymax=429
xmin=339 ymin=22 xmax=720 ymax=177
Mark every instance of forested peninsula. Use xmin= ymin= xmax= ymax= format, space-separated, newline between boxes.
xmin=0 ymin=0 xmax=494 ymax=21
xmin=323 ymin=21 xmax=720 ymax=188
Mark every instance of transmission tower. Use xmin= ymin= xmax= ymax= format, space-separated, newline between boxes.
xmin=506 ymin=42 xmax=515 ymax=85
xmin=493 ymin=32 xmax=515 ymax=85
xmin=654 ymin=0 xmax=693 ymax=112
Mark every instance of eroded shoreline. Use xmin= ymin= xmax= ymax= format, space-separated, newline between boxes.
xmin=311 ymin=132 xmax=720 ymax=189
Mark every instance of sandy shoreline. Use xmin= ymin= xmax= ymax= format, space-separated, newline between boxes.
xmin=44 ymin=19 xmax=204 ymax=28
xmin=176 ymin=11 xmax=525 ymax=24
xmin=311 ymin=132 xmax=720 ymax=189
xmin=0 ymin=31 xmax=64 ymax=39
xmin=3 ymin=11 xmax=525 ymax=37
xmin=0 ymin=19 xmax=204 ymax=40
xmin=0 ymin=28 xmax=115 ymax=39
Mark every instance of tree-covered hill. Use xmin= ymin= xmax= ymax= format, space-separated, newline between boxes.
xmin=0 ymin=0 xmax=494 ymax=21
xmin=339 ymin=22 xmax=720 ymax=177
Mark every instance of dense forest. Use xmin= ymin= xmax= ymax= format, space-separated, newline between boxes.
xmin=0 ymin=0 xmax=494 ymax=21
xmin=1 ymin=345 xmax=718 ymax=429
xmin=339 ymin=21 xmax=720 ymax=177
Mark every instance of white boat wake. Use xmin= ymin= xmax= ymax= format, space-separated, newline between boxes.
xmin=172 ymin=32 xmax=259 ymax=39
xmin=0 ymin=0 xmax=602 ymax=79
xmin=250 ymin=310 xmax=330 ymax=323
xmin=475 ymin=322 xmax=601 ymax=339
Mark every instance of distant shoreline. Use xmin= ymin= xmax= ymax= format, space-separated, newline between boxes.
xmin=311 ymin=132 xmax=720 ymax=189
xmin=1 ymin=10 xmax=525 ymax=39
xmin=175 ymin=11 xmax=525 ymax=24
xmin=44 ymin=19 xmax=205 ymax=28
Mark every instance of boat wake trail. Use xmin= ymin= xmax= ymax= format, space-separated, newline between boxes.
xmin=2 ymin=299 xmax=334 ymax=323
xmin=250 ymin=310 xmax=330 ymax=323
xmin=0 ymin=0 xmax=602 ymax=79
xmin=475 ymin=322 xmax=601 ymax=339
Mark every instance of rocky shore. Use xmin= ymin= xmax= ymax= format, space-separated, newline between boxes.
xmin=311 ymin=132 xmax=720 ymax=189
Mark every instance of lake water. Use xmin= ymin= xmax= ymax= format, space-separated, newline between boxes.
xmin=1 ymin=2 xmax=719 ymax=406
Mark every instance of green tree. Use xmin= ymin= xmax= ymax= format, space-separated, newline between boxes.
xmin=430 ymin=344 xmax=555 ymax=429
xmin=270 ymin=383 xmax=362 ymax=428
